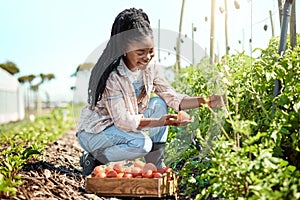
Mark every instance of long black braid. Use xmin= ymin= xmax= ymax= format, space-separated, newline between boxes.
xmin=88 ymin=8 xmax=153 ymax=108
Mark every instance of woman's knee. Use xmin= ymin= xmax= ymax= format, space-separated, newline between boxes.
xmin=129 ymin=133 xmax=153 ymax=153
xmin=149 ymin=97 xmax=168 ymax=114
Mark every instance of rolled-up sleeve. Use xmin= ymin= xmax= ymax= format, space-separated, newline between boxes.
xmin=152 ymin=65 xmax=189 ymax=111
xmin=103 ymin=74 xmax=143 ymax=132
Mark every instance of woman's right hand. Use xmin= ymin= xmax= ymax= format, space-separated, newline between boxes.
xmin=159 ymin=114 xmax=193 ymax=127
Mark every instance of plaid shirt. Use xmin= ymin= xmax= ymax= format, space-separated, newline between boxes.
xmin=76 ymin=59 xmax=188 ymax=134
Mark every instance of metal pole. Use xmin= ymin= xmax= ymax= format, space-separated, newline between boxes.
xmin=290 ymin=0 xmax=297 ymax=48
xmin=192 ymin=23 xmax=195 ymax=66
xmin=272 ymin=0 xmax=293 ymax=113
xmin=158 ymin=19 xmax=161 ymax=62
xmin=210 ymin=0 xmax=216 ymax=64
xmin=224 ymin=0 xmax=229 ymax=55
xmin=278 ymin=0 xmax=283 ymax=27
xmin=269 ymin=10 xmax=275 ymax=37
xmin=176 ymin=0 xmax=186 ymax=71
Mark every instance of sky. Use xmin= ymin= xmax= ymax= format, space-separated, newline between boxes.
xmin=0 ymin=0 xmax=299 ymax=102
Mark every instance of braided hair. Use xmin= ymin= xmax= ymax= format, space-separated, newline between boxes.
xmin=88 ymin=8 xmax=153 ymax=108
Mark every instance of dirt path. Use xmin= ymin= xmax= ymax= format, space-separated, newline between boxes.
xmin=14 ymin=128 xmax=110 ymax=200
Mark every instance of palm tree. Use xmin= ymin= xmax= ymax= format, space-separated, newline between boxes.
xmin=0 ymin=61 xmax=19 ymax=75
xmin=18 ymin=75 xmax=36 ymax=117
xmin=19 ymin=73 xmax=55 ymax=115
xmin=32 ymin=73 xmax=56 ymax=114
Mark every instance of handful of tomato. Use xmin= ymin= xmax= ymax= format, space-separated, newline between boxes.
xmin=91 ymin=160 xmax=173 ymax=179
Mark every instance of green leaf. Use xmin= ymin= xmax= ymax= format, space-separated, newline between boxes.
xmin=21 ymin=147 xmax=41 ymax=159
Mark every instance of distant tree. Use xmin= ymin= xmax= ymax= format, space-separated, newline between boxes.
xmin=0 ymin=61 xmax=19 ymax=75
xmin=18 ymin=73 xmax=56 ymax=115
xmin=39 ymin=73 xmax=55 ymax=84
xmin=30 ymin=84 xmax=39 ymax=91
xmin=234 ymin=0 xmax=240 ymax=9
xmin=18 ymin=74 xmax=36 ymax=84
xmin=32 ymin=73 xmax=56 ymax=113
xmin=18 ymin=74 xmax=36 ymax=117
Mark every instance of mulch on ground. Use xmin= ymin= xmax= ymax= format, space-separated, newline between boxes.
xmin=13 ymin=129 xmax=184 ymax=200
xmin=14 ymin=129 xmax=107 ymax=200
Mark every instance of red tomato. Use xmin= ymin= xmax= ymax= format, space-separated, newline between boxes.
xmin=116 ymin=172 xmax=124 ymax=178
xmin=93 ymin=165 xmax=106 ymax=175
xmin=142 ymin=169 xmax=153 ymax=178
xmin=177 ymin=110 xmax=190 ymax=121
xmin=106 ymin=169 xmax=118 ymax=178
xmin=153 ymin=172 xmax=163 ymax=178
xmin=94 ymin=172 xmax=107 ymax=178
xmin=105 ymin=166 xmax=113 ymax=173
xmin=123 ymin=173 xmax=133 ymax=178
xmin=131 ymin=167 xmax=142 ymax=177
xmin=142 ymin=163 xmax=157 ymax=174
xmin=165 ymin=167 xmax=173 ymax=173
xmin=133 ymin=160 xmax=145 ymax=169
xmin=166 ymin=167 xmax=173 ymax=172
xmin=157 ymin=167 xmax=166 ymax=174
xmin=113 ymin=163 xmax=124 ymax=173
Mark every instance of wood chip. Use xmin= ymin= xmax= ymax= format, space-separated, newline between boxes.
xmin=44 ymin=169 xmax=51 ymax=178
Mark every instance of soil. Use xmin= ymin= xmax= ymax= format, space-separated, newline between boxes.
xmin=12 ymin=129 xmax=186 ymax=200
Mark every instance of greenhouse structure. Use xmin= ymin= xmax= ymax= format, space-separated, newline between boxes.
xmin=0 ymin=68 xmax=24 ymax=124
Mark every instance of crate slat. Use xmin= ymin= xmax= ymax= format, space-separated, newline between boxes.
xmin=86 ymin=177 xmax=163 ymax=196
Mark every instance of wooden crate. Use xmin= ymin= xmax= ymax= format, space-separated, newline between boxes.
xmin=85 ymin=172 xmax=178 ymax=199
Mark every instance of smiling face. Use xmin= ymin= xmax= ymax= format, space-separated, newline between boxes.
xmin=123 ymin=36 xmax=155 ymax=71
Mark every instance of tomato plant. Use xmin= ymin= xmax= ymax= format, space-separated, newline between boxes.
xmin=167 ymin=34 xmax=300 ymax=199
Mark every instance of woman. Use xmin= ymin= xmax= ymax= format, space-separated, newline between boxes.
xmin=76 ymin=8 xmax=223 ymax=176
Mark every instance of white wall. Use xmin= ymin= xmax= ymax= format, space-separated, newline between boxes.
xmin=0 ymin=68 xmax=25 ymax=124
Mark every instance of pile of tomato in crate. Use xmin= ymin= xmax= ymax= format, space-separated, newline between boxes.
xmin=85 ymin=160 xmax=178 ymax=199
xmin=92 ymin=160 xmax=173 ymax=178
